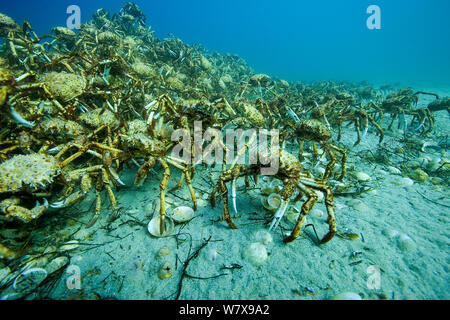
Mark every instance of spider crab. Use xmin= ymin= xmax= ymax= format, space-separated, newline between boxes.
xmin=210 ymin=142 xmax=337 ymax=244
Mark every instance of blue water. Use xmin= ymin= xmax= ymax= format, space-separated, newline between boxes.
xmin=2 ymin=0 xmax=450 ymax=86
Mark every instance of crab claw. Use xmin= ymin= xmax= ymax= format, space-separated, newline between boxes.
xmin=78 ymin=104 xmax=89 ymax=113
xmin=231 ymin=178 xmax=237 ymax=214
xmin=50 ymin=200 xmax=66 ymax=209
xmin=108 ymin=167 xmax=126 ymax=187
xmin=47 ymin=146 xmax=61 ymax=154
xmin=50 ymin=191 xmax=85 ymax=209
xmin=269 ymin=199 xmax=290 ymax=231
xmin=10 ymin=105 xmax=35 ymax=128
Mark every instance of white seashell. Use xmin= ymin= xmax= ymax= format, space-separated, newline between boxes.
xmin=171 ymin=206 xmax=194 ymax=223
xmin=262 ymin=193 xmax=282 ymax=212
xmin=355 ymin=172 xmax=371 ymax=182
xmin=399 ymin=177 xmax=414 ymax=187
xmin=330 ymin=292 xmax=362 ymax=300
xmin=242 ymin=242 xmax=268 ymax=266
xmin=386 ymin=166 xmax=401 ymax=175
xmin=255 ymin=230 xmax=273 ymax=245
xmin=13 ymin=268 xmax=48 ymax=292
xmin=310 ymin=208 xmax=324 ymax=219
xmin=147 ymin=216 xmax=174 ymax=237
xmin=397 ymin=233 xmax=416 ymax=252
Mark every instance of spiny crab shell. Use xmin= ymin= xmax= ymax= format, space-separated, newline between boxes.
xmin=97 ymin=31 xmax=121 ymax=44
xmin=38 ymin=117 xmax=86 ymax=138
xmin=120 ymin=120 xmax=167 ymax=156
xmin=79 ymin=108 xmax=120 ymax=128
xmin=242 ymin=104 xmax=265 ymax=127
xmin=40 ymin=72 xmax=86 ymax=102
xmin=51 ymin=27 xmax=76 ymax=38
xmin=0 ymin=154 xmax=61 ymax=193
xmin=249 ymin=73 xmax=271 ymax=87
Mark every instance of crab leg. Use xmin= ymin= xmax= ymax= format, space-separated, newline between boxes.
xmin=283 ymin=183 xmax=317 ymax=243
xmin=157 ymin=159 xmax=171 ymax=234
xmin=166 ymin=158 xmax=197 ymax=210
xmin=9 ymin=105 xmax=35 ymax=127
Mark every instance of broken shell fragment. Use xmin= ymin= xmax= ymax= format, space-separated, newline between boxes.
xmin=171 ymin=206 xmax=194 ymax=223
xmin=157 ymin=246 xmax=170 ymax=259
xmin=148 ymin=216 xmax=174 ymax=237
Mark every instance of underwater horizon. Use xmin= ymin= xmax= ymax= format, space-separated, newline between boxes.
xmin=1 ymin=0 xmax=450 ymax=87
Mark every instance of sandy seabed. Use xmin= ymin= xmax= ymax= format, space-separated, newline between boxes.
xmin=33 ymin=87 xmax=450 ymax=300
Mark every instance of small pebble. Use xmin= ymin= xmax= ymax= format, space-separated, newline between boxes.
xmin=197 ymin=199 xmax=208 ymax=207
xmin=397 ymin=233 xmax=416 ymax=252
xmin=355 ymin=172 xmax=371 ymax=182
xmin=310 ymin=209 xmax=324 ymax=219
xmin=387 ymin=166 xmax=401 ymax=175
xmin=201 ymin=193 xmax=209 ymax=200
